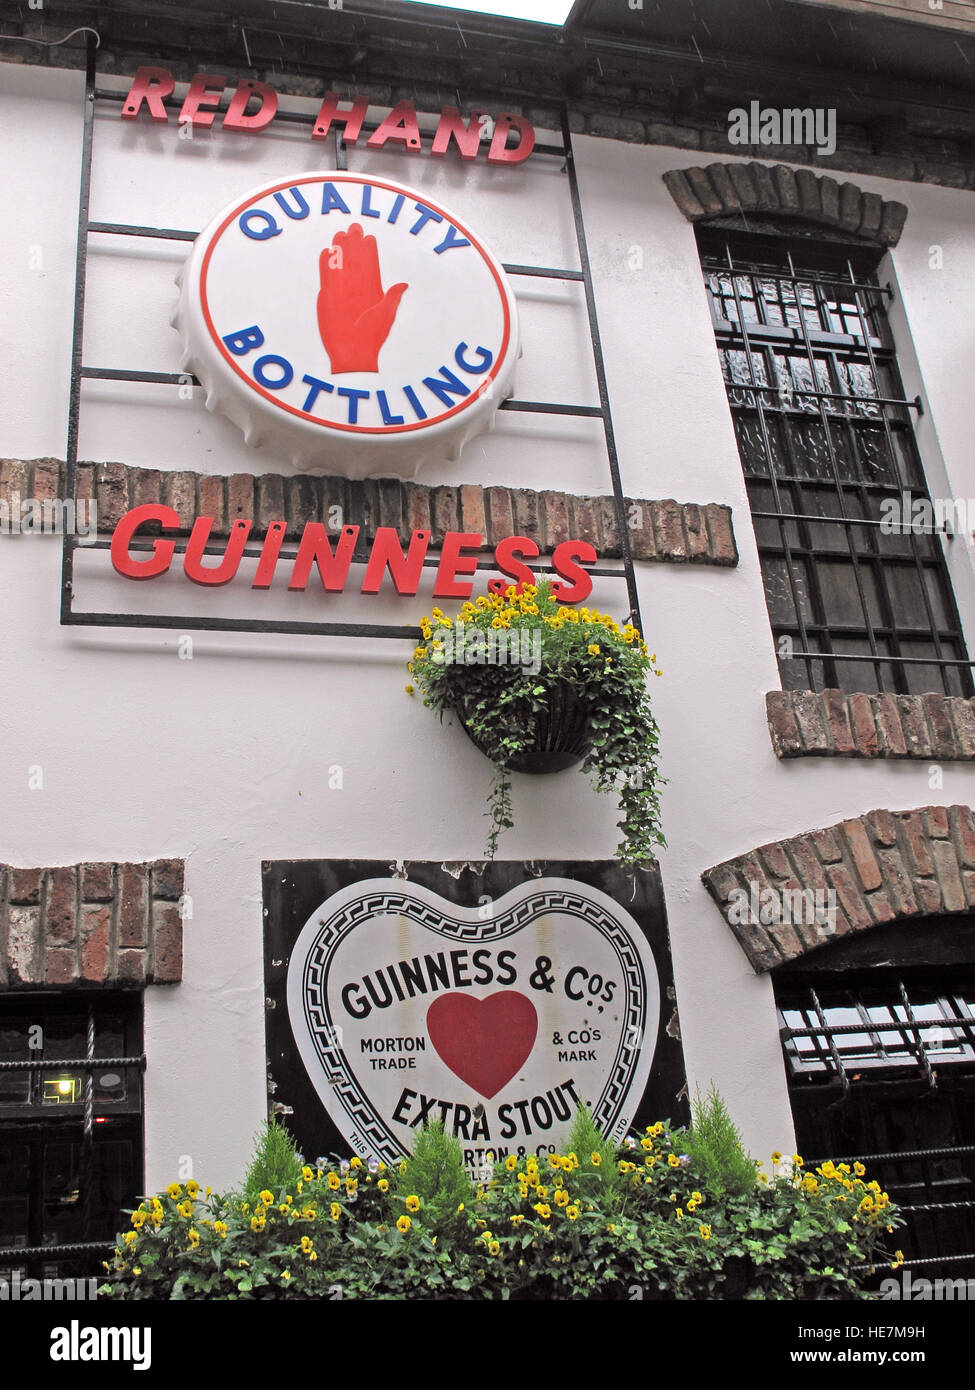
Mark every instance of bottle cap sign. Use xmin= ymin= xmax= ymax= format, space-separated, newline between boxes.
xmin=173 ymin=172 xmax=520 ymax=479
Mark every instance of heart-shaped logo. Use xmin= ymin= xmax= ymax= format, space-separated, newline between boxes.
xmin=285 ymin=876 xmax=659 ymax=1165
xmin=427 ymin=991 xmax=539 ymax=1099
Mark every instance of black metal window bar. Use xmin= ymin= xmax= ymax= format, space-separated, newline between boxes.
xmin=778 ymin=976 xmax=975 ymax=1278
xmin=697 ymin=226 xmax=973 ymax=697
xmin=0 ymin=996 xmax=145 ymax=1280
xmin=60 ymin=35 xmax=642 ymax=642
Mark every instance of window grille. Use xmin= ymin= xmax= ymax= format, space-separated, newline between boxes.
xmin=776 ymin=968 xmax=975 ymax=1280
xmin=698 ymin=226 xmax=973 ymax=697
xmin=0 ymin=995 xmax=144 ymax=1282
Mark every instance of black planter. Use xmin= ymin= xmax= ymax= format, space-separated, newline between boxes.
xmin=455 ymin=679 xmax=592 ymax=774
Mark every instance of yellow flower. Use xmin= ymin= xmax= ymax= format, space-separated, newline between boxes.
xmin=377 ymin=1178 xmax=389 ymax=1192
xmin=640 ymin=1137 xmax=654 ymax=1152
xmin=396 ymin=1215 xmax=412 ymax=1234
xmin=329 ymin=1203 xmax=341 ymax=1221
xmin=405 ymin=1194 xmax=421 ymax=1213
xmin=177 ymin=1201 xmax=193 ymax=1219
xmin=213 ymin=1220 xmax=227 ymax=1239
xmin=130 ymin=1210 xmax=145 ymax=1229
xmin=123 ymin=1231 xmax=138 ymax=1247
xmin=533 ymin=1204 xmax=552 ymax=1220
xmin=668 ymin=1154 xmax=680 ymax=1168
xmin=771 ymin=1151 xmax=782 ymax=1165
xmin=675 ymin=1208 xmax=684 ymax=1221
xmin=280 ymin=1270 xmax=291 ymax=1283
xmin=345 ymin=1179 xmax=358 ymax=1196
xmin=699 ymin=1224 xmax=711 ymax=1240
xmin=166 ymin=1183 xmax=182 ymax=1200
xmin=488 ymin=1240 xmax=501 ymax=1256
xmin=326 ymin=1173 xmax=341 ymax=1191
xmin=590 ymin=1153 xmax=602 ymax=1167
xmin=686 ymin=1198 xmax=699 ymax=1212
xmin=566 ymin=1205 xmax=580 ymax=1221
xmin=650 ymin=1124 xmax=663 ymax=1138
xmin=302 ymin=1205 xmax=316 ymax=1220
xmin=587 ymin=644 xmax=601 ymax=656
xmin=301 ymin=1166 xmax=314 ymax=1182
xmin=854 ymin=1161 xmax=866 ymax=1177
xmin=505 ymin=1156 xmax=518 ymax=1172
xmin=259 ymin=1190 xmax=274 ymax=1207
xmin=554 ymin=1189 xmax=570 ymax=1207
xmin=891 ymin=1250 xmax=905 ymax=1269
xmin=187 ymin=1229 xmax=200 ymax=1249
xmin=185 ymin=1180 xmax=200 ymax=1199
xmin=510 ymin=1214 xmax=525 ymax=1225
xmin=793 ymin=1155 xmax=804 ymax=1168
xmin=250 ymin=1216 xmax=265 ymax=1233
xmin=300 ymin=1235 xmax=314 ymax=1253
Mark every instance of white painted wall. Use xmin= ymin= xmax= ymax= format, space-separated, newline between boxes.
xmin=3 ymin=61 xmax=975 ymax=1188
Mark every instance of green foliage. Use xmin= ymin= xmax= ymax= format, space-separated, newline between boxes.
xmin=99 ymin=1115 xmax=904 ymax=1301
xmin=407 ymin=579 xmax=666 ymax=864
xmin=396 ymin=1120 xmax=474 ymax=1239
xmin=239 ymin=1118 xmax=303 ymax=1206
xmin=678 ymin=1085 xmax=760 ymax=1200
xmin=562 ymin=1104 xmax=625 ymax=1210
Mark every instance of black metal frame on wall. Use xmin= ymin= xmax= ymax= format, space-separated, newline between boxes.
xmin=263 ymin=859 xmax=687 ymax=1164
xmin=59 ymin=35 xmax=644 ymax=643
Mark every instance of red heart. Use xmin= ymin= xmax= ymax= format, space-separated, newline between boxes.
xmin=427 ymin=991 xmax=538 ymax=1100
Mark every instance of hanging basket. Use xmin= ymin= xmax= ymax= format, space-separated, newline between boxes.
xmin=455 ymin=678 xmax=592 ymax=774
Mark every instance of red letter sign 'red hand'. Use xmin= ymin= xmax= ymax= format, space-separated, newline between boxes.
xmin=317 ymin=222 xmax=408 ymax=374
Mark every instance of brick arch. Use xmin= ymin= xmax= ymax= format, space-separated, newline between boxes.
xmin=701 ymin=806 xmax=975 ymax=974
xmin=663 ymin=162 xmax=908 ymax=247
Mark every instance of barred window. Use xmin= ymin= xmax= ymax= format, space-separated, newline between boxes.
xmin=775 ymin=923 xmax=975 ymax=1282
xmin=698 ymin=226 xmax=972 ymax=697
xmin=0 ymin=994 xmax=143 ymax=1283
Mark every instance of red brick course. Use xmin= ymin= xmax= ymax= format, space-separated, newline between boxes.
xmin=0 ymin=860 xmax=184 ymax=991
xmin=766 ymin=689 xmax=975 ymax=761
xmin=703 ymin=805 xmax=975 ymax=972
xmin=0 ymin=458 xmax=738 ymax=568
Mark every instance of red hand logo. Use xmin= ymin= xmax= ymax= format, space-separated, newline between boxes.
xmin=317 ymin=222 xmax=408 ymax=375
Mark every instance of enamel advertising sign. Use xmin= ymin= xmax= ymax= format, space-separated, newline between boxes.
xmin=173 ymin=173 xmax=520 ymax=478
xmin=264 ymin=861 xmax=688 ymax=1169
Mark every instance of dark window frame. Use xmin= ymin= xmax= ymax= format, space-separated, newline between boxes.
xmin=697 ymin=223 xmax=973 ymax=698
xmin=775 ymin=957 xmax=975 ymax=1282
xmin=0 ymin=993 xmax=145 ymax=1283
